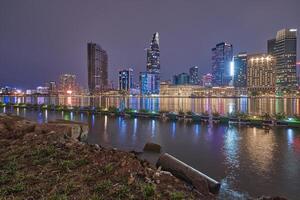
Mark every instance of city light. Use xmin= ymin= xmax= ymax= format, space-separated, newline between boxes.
xmin=230 ymin=61 xmax=234 ymax=76
xmin=66 ymin=90 xmax=72 ymax=94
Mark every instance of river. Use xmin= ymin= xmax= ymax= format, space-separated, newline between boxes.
xmin=1 ymin=96 xmax=300 ymax=199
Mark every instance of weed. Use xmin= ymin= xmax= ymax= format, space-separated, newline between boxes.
xmin=142 ymin=183 xmax=156 ymax=199
xmin=170 ymin=191 xmax=185 ymax=200
xmin=94 ymin=180 xmax=112 ymax=194
xmin=103 ymin=163 xmax=114 ymax=174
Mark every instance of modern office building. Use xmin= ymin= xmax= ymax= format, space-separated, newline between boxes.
xmin=87 ymin=43 xmax=108 ymax=94
xmin=118 ymin=68 xmax=133 ymax=91
xmin=140 ymin=32 xmax=160 ymax=95
xmin=233 ymin=53 xmax=247 ymax=88
xmin=268 ymin=29 xmax=297 ymax=92
xmin=139 ymin=72 xmax=159 ymax=95
xmin=146 ymin=32 xmax=160 ymax=74
xmin=212 ymin=42 xmax=233 ymax=86
xmin=202 ymin=73 xmax=213 ymax=87
xmin=189 ymin=66 xmax=200 ymax=85
xmin=59 ymin=74 xmax=77 ymax=94
xmin=247 ymin=54 xmax=276 ymax=94
xmin=173 ymin=73 xmax=190 ymax=85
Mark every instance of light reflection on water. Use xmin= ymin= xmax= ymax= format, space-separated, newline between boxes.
xmin=2 ymin=95 xmax=300 ymax=115
xmin=1 ymin=107 xmax=300 ymax=200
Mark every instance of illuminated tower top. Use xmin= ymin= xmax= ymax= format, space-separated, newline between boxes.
xmin=146 ymin=32 xmax=160 ymax=74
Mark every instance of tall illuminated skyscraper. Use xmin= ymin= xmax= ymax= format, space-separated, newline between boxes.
xmin=87 ymin=43 xmax=108 ymax=94
xmin=233 ymin=53 xmax=247 ymax=88
xmin=140 ymin=32 xmax=160 ymax=95
xmin=147 ymin=32 xmax=160 ymax=74
xmin=269 ymin=29 xmax=297 ymax=92
xmin=212 ymin=42 xmax=233 ymax=86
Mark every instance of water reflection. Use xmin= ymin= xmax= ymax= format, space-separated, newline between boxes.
xmin=1 ymin=108 xmax=300 ymax=199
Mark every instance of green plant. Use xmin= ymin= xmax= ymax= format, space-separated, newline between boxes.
xmin=103 ymin=163 xmax=114 ymax=174
xmin=170 ymin=191 xmax=185 ymax=200
xmin=142 ymin=183 xmax=156 ymax=199
xmin=94 ymin=180 xmax=112 ymax=194
xmin=274 ymin=112 xmax=286 ymax=120
xmin=178 ymin=110 xmax=185 ymax=115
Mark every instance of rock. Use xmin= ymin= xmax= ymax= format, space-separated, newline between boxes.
xmin=143 ymin=142 xmax=161 ymax=153
xmin=156 ymin=153 xmax=218 ymax=195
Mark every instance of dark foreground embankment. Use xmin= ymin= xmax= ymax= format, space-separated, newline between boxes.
xmin=0 ymin=114 xmax=215 ymax=199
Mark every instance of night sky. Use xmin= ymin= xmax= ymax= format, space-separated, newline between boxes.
xmin=0 ymin=0 xmax=299 ymax=89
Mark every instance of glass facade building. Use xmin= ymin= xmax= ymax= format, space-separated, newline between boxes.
xmin=269 ymin=29 xmax=298 ymax=92
xmin=87 ymin=43 xmax=108 ymax=94
xmin=212 ymin=42 xmax=233 ymax=86
xmin=233 ymin=53 xmax=247 ymax=88
xmin=140 ymin=32 xmax=160 ymax=95
xmin=139 ymin=72 xmax=159 ymax=95
xmin=172 ymin=73 xmax=190 ymax=85
xmin=118 ymin=68 xmax=133 ymax=91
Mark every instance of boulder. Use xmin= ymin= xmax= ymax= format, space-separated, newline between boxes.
xmin=156 ymin=153 xmax=220 ymax=195
xmin=143 ymin=142 xmax=161 ymax=153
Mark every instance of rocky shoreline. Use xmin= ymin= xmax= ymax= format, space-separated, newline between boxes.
xmin=0 ymin=114 xmax=288 ymax=200
xmin=0 ymin=114 xmax=215 ymax=199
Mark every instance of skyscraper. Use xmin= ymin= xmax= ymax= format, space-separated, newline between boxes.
xmin=269 ymin=29 xmax=298 ymax=92
xmin=172 ymin=73 xmax=190 ymax=85
xmin=233 ymin=53 xmax=247 ymax=88
xmin=140 ymin=32 xmax=160 ymax=95
xmin=139 ymin=72 xmax=158 ymax=95
xmin=189 ymin=66 xmax=199 ymax=85
xmin=87 ymin=43 xmax=108 ymax=94
xmin=212 ymin=42 xmax=233 ymax=86
xmin=247 ymin=54 xmax=276 ymax=94
xmin=147 ymin=32 xmax=160 ymax=74
xmin=119 ymin=68 xmax=133 ymax=91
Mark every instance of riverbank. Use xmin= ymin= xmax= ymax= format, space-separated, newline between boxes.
xmin=0 ymin=114 xmax=216 ymax=199
xmin=1 ymin=102 xmax=300 ymax=128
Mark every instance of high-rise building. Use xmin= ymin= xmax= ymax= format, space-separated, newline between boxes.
xmin=269 ymin=29 xmax=297 ymax=92
xmin=87 ymin=43 xmax=108 ymax=94
xmin=119 ymin=68 xmax=133 ymax=91
xmin=267 ymin=38 xmax=276 ymax=56
xmin=247 ymin=54 xmax=276 ymax=94
xmin=233 ymin=53 xmax=247 ymax=88
xmin=139 ymin=72 xmax=159 ymax=95
xmin=59 ymin=74 xmax=77 ymax=94
xmin=173 ymin=73 xmax=190 ymax=85
xmin=212 ymin=42 xmax=233 ymax=86
xmin=140 ymin=32 xmax=160 ymax=95
xmin=147 ymin=32 xmax=160 ymax=74
xmin=189 ymin=66 xmax=199 ymax=85
xmin=202 ymin=73 xmax=213 ymax=87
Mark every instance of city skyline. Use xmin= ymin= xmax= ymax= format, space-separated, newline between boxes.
xmin=0 ymin=0 xmax=300 ymax=89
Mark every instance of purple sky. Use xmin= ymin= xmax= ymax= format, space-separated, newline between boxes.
xmin=0 ymin=0 xmax=299 ymax=89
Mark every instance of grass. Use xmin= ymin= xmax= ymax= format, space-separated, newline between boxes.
xmin=94 ymin=180 xmax=112 ymax=194
xmin=103 ymin=163 xmax=114 ymax=174
xmin=142 ymin=183 xmax=156 ymax=199
xmin=170 ymin=191 xmax=185 ymax=200
xmin=0 ymin=182 xmax=25 ymax=195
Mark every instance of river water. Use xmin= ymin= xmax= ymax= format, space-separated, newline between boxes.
xmin=1 ymin=96 xmax=300 ymax=199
